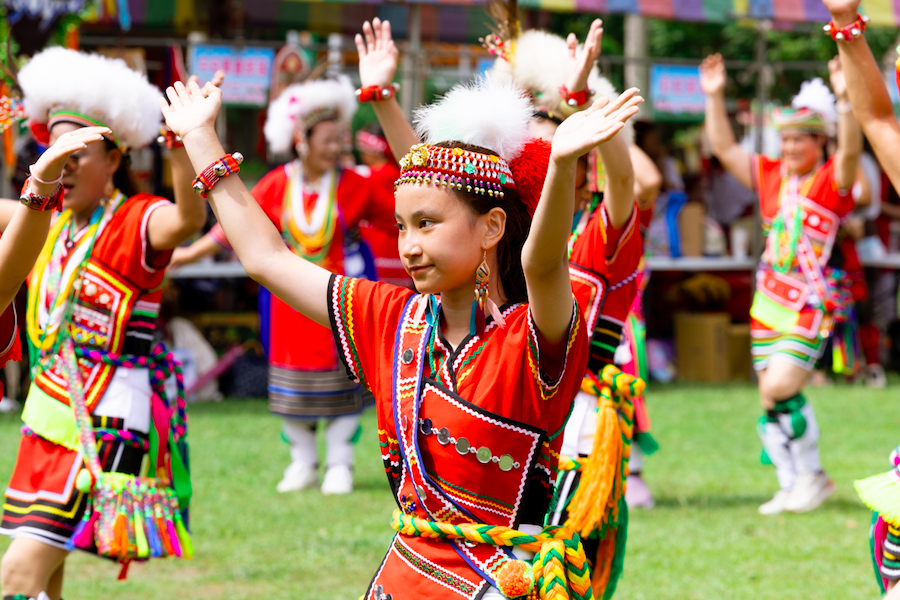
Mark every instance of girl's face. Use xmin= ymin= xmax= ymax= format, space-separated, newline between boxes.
xmin=394 ymin=185 xmax=494 ymax=296
xmin=51 ymin=122 xmax=120 ymax=214
xmin=300 ymin=120 xmax=341 ymax=173
xmin=780 ymin=130 xmax=822 ymax=175
xmin=528 ymin=117 xmax=559 ymax=142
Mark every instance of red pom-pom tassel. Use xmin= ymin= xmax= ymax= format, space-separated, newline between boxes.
xmin=508 ymin=138 xmax=551 ymax=217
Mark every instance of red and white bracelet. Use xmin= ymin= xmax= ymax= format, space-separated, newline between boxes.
xmin=356 ymin=83 xmax=400 ymax=103
xmin=192 ymin=152 xmax=244 ymax=199
xmin=558 ymin=85 xmax=592 ymax=108
xmin=157 ymin=126 xmax=184 ymax=150
xmin=824 ymin=13 xmax=869 ymax=41
xmin=20 ymin=177 xmax=64 ymax=212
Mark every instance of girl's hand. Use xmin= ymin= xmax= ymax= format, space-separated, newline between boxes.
xmin=158 ymin=80 xmax=222 ymax=140
xmin=828 ymin=56 xmax=848 ymax=100
xmin=31 ymin=126 xmax=110 ymax=189
xmin=355 ymin=18 xmax=400 ymax=88
xmin=563 ymin=19 xmax=603 ymax=99
xmin=699 ymin=54 xmax=727 ymax=96
xmin=550 ymin=88 xmax=643 ymax=165
xmin=821 ymin=0 xmax=862 ymax=24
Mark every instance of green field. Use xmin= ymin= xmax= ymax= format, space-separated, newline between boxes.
xmin=1 ymin=381 xmax=895 ymax=599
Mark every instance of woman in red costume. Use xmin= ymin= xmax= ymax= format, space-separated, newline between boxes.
xmin=172 ymin=77 xmax=380 ymax=495
xmin=0 ymin=48 xmax=206 ymax=600
xmin=160 ymin=23 xmax=642 ymax=594
xmin=701 ymin=52 xmax=861 ymax=515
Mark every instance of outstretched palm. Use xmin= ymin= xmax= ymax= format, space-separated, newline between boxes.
xmin=828 ymin=56 xmax=847 ymax=99
xmin=159 ymin=80 xmax=222 ymax=140
xmin=563 ymin=19 xmax=603 ymax=96
xmin=551 ymin=88 xmax=643 ymax=163
xmin=699 ymin=54 xmax=727 ymax=96
xmin=355 ymin=18 xmax=399 ymax=88
xmin=821 ymin=0 xmax=861 ymax=16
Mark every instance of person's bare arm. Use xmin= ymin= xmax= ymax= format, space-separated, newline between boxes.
xmin=598 ymin=122 xmax=635 ymax=229
xmin=169 ymin=232 xmax=225 ymax=270
xmin=161 ymin=81 xmax=333 ymax=328
xmin=829 ymin=57 xmax=863 ymax=190
xmin=0 ymin=127 xmax=110 ymax=312
xmin=0 ymin=201 xmax=16 ymax=232
xmin=824 ymin=0 xmax=900 ymax=193
xmin=355 ymin=19 xmax=420 ymax=164
xmin=524 ymin=90 xmax=642 ymax=343
xmin=882 ymin=203 xmax=900 ymax=220
xmin=630 ymin=144 xmax=662 ymax=209
xmin=700 ymin=54 xmax=752 ymax=189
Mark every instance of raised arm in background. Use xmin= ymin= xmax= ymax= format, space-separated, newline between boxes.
xmin=699 ymin=53 xmax=752 ymax=190
xmin=828 ymin=56 xmax=863 ymax=190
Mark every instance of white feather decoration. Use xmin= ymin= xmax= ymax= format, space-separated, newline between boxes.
xmin=414 ymin=76 xmax=533 ymax=161
xmin=792 ymin=78 xmax=837 ymax=124
xmin=19 ymin=47 xmax=162 ymax=151
xmin=263 ymin=76 xmax=357 ymax=155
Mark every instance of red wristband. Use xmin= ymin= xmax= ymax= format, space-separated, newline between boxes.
xmin=824 ymin=13 xmax=869 ymax=41
xmin=356 ymin=83 xmax=400 ymax=103
xmin=192 ymin=153 xmax=244 ymax=199
xmin=559 ymin=85 xmax=591 ymax=108
xmin=157 ymin=127 xmax=184 ymax=150
xmin=20 ymin=177 xmax=64 ymax=212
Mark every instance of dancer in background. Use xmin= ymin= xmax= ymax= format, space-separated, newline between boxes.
xmin=0 ymin=47 xmax=205 ymax=600
xmin=700 ymin=52 xmax=862 ymax=515
xmin=172 ymin=76 xmax=378 ymax=495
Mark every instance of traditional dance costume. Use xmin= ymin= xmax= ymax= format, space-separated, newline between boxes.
xmin=210 ymin=78 xmax=377 ymax=493
xmin=0 ymin=49 xmax=191 ymax=556
xmin=339 ymin=79 xmax=602 ymax=600
xmin=749 ymin=99 xmax=855 ymax=501
xmin=856 ymin=446 xmax=900 ymax=594
xmin=0 ymin=270 xmax=22 ymax=399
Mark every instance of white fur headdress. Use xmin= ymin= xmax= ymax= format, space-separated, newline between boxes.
xmin=19 ymin=47 xmax=162 ymax=151
xmin=792 ymin=78 xmax=838 ymax=124
xmin=263 ymin=76 xmax=357 ymax=155
xmin=488 ymin=29 xmax=632 ymax=145
xmin=414 ymin=76 xmax=533 ymax=161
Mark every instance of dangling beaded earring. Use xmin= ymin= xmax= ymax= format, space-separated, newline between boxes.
xmin=102 ymin=175 xmax=114 ymax=203
xmin=470 ymin=251 xmax=505 ymax=337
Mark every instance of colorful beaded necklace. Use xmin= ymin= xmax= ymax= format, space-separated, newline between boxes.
xmin=769 ymin=172 xmax=815 ymax=274
xmin=282 ymin=160 xmax=339 ymax=263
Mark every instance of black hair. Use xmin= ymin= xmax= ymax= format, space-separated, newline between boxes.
xmin=103 ymin=139 xmax=141 ymax=197
xmin=436 ymin=142 xmax=531 ymax=305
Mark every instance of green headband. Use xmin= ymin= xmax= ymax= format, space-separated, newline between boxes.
xmin=47 ymin=110 xmax=121 ymax=149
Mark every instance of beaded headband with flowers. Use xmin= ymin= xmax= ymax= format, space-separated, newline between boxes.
xmin=396 ymin=143 xmax=515 ymax=198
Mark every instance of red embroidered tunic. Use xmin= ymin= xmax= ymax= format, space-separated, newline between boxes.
xmin=327 ymin=275 xmax=588 ymax=599
xmin=0 ymin=290 xmax=22 ymax=399
xmin=569 ymin=203 xmax=643 ymax=369
xmin=750 ymin=156 xmax=855 ymax=337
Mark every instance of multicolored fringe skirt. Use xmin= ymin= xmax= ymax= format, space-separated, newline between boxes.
xmin=750 ymin=319 xmax=827 ymax=372
xmin=268 ymin=364 xmax=368 ymax=419
xmin=0 ymin=416 xmax=147 ymax=551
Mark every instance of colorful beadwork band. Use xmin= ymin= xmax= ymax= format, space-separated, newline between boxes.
xmin=48 ymin=110 xmax=120 ymax=148
xmin=192 ymin=152 xmax=244 ymax=199
xmin=19 ymin=177 xmax=64 ymax=212
xmin=771 ymin=106 xmax=826 ymax=135
xmin=396 ymin=143 xmax=516 ymax=198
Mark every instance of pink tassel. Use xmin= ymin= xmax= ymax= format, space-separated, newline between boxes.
xmin=487 ymin=298 xmax=506 ymax=329
xmin=167 ymin=519 xmax=182 ymax=557
xmin=71 ymin=509 xmax=99 ymax=550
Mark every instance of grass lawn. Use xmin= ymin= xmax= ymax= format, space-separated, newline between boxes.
xmin=0 ymin=381 xmax=895 ymax=599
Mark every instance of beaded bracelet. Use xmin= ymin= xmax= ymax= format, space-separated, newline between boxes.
xmin=356 ymin=83 xmax=400 ymax=103
xmin=558 ymin=85 xmax=592 ymax=107
xmin=191 ymin=152 xmax=244 ymax=199
xmin=824 ymin=13 xmax=869 ymax=41
xmin=157 ymin=127 xmax=184 ymax=150
xmin=19 ymin=177 xmax=64 ymax=212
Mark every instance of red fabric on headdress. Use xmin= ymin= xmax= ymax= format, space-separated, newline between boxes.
xmin=31 ymin=122 xmax=50 ymax=146
xmin=508 ymin=138 xmax=551 ymax=217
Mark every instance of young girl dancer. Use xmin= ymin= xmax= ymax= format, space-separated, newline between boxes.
xmin=0 ymin=47 xmax=206 ymax=600
xmin=161 ymin=57 xmax=641 ymax=598
xmin=700 ymin=53 xmax=861 ymax=515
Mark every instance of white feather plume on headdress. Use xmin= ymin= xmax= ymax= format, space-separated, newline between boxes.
xmin=414 ymin=77 xmax=533 ymax=161
xmin=264 ymin=76 xmax=357 ymax=155
xmin=487 ymin=29 xmax=633 ymax=145
xmin=792 ymin=78 xmax=838 ymax=124
xmin=19 ymin=47 xmax=162 ymax=151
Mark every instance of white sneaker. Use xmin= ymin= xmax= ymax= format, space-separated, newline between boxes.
xmin=276 ymin=462 xmax=317 ymax=493
xmin=867 ymin=364 xmax=888 ymax=389
xmin=784 ymin=472 xmax=835 ymax=513
xmin=0 ymin=397 xmax=20 ymax=413
xmin=758 ymin=490 xmax=791 ymax=515
xmin=321 ymin=464 xmax=353 ymax=495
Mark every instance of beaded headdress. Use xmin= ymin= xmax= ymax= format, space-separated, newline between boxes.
xmin=774 ymin=78 xmax=836 ymax=136
xmin=19 ymin=47 xmax=162 ymax=152
xmin=263 ymin=75 xmax=357 ymax=156
xmin=395 ymin=77 xmax=550 ymax=217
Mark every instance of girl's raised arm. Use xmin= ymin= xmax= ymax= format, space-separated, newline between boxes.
xmin=160 ymin=80 xmax=333 ymax=327
xmin=523 ymin=89 xmax=642 ymax=343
